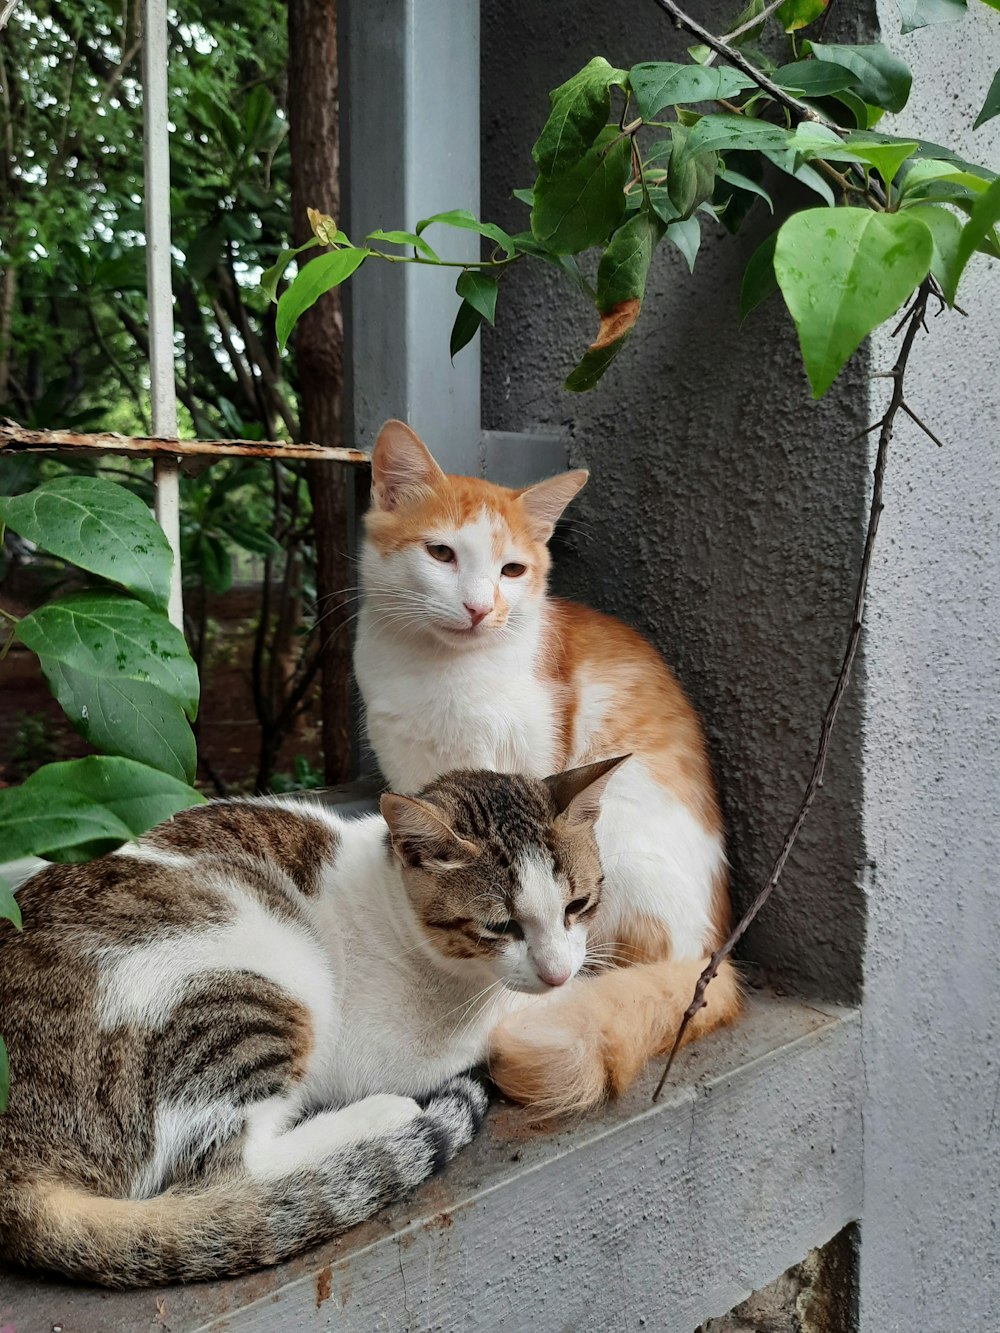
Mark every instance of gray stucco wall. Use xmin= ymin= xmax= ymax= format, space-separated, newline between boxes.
xmin=861 ymin=6 xmax=1000 ymax=1329
xmin=480 ymin=0 xmax=876 ymax=1002
xmin=481 ymin=4 xmax=999 ymax=1328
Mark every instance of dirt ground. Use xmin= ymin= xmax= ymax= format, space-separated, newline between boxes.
xmin=0 ymin=576 xmax=325 ymax=795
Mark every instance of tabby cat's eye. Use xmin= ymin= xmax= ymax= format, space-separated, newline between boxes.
xmin=564 ymin=897 xmax=593 ymax=921
xmin=426 ymin=542 xmax=456 ymax=564
xmin=502 ymin=562 xmax=526 ymax=578
xmin=483 ymin=918 xmax=523 ymax=940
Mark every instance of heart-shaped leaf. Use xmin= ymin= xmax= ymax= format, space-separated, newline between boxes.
xmin=38 ymin=658 xmax=197 ymax=784
xmin=803 ymin=42 xmax=912 ymax=113
xmin=774 ymin=207 xmax=933 ymax=397
xmin=17 ymin=592 xmax=199 ymax=720
xmin=629 ymin=63 xmax=755 ymax=119
xmin=0 ymin=479 xmax=173 ymax=612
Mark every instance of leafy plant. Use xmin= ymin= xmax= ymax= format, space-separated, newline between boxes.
xmin=271 ymin=1 xmax=998 ymax=402
xmin=0 ymin=475 xmax=205 ymax=1108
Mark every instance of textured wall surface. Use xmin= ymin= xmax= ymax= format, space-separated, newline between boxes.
xmin=860 ymin=6 xmax=1000 ymax=1330
xmin=480 ymin=0 xmax=875 ymax=1000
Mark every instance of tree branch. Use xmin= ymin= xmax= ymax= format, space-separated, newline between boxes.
xmin=653 ymin=280 xmax=937 ymax=1100
xmin=650 ymin=0 xmax=824 ymax=124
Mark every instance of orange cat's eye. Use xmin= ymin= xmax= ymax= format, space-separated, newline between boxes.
xmin=426 ymin=543 xmax=456 ymax=563
xmin=502 ymin=562 xmax=527 ymax=578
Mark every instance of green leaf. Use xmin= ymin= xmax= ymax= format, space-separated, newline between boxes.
xmin=774 ymin=60 xmax=862 ymax=95
xmin=776 ymin=0 xmax=829 ymax=32
xmin=450 ymin=300 xmax=483 ymax=360
xmin=245 ymin=85 xmax=276 ymax=145
xmin=0 ymin=756 xmax=204 ymax=864
xmin=509 ymin=233 xmax=596 ymax=298
xmin=17 ymin=592 xmax=199 ymax=720
xmin=774 ymin=207 xmax=934 ymax=397
xmin=596 ymin=208 xmax=666 ymax=309
xmin=531 ymin=128 xmax=631 ymax=255
xmin=898 ymin=157 xmax=993 ymax=205
xmin=943 ymin=177 xmax=1000 ymax=303
xmin=366 ymin=229 xmax=439 ymax=260
xmin=906 ymin=204 xmax=965 ymax=295
xmin=685 ymin=114 xmax=794 ymax=156
xmin=0 ymin=877 xmax=22 ymax=932
xmin=840 ymin=135 xmax=920 ymax=184
xmin=897 ymin=0 xmax=966 ymax=32
xmin=0 ymin=1035 xmax=8 ymax=1115
xmin=665 ymin=216 xmax=701 ymax=272
xmin=276 ymin=246 xmax=369 ymax=351
xmin=974 ymin=67 xmax=1000 ymax=130
xmin=455 ymin=270 xmax=499 ymax=325
xmin=0 ymin=479 xmax=173 ymax=612
xmin=667 ymin=125 xmax=719 ymax=219
xmin=739 ymin=231 xmax=779 ymax=321
xmin=216 ymin=516 xmax=282 ymax=556
xmin=803 ymin=42 xmax=912 ymax=113
xmin=533 ymin=57 xmax=628 ymax=178
xmin=628 ymin=63 xmax=755 ymax=119
xmin=719 ymin=166 xmax=774 ymax=212
xmin=38 ymin=657 xmax=197 ymax=784
xmin=830 ymin=90 xmax=883 ymax=130
xmin=565 ymin=330 xmax=632 ymax=392
xmin=763 ymin=149 xmax=836 ymax=206
xmin=512 ymin=187 xmax=535 ymax=206
xmin=415 ymin=210 xmax=516 ymax=259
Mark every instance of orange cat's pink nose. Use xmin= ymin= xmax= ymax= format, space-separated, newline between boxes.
xmin=464 ymin=604 xmax=489 ymax=627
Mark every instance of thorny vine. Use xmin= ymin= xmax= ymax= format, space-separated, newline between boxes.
xmin=652 ymin=0 xmax=953 ymax=1099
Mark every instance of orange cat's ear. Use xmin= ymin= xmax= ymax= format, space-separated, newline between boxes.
xmin=371 ymin=420 xmax=446 ymax=511
xmin=544 ymin=754 xmax=630 ymax=827
xmin=517 ymin=470 xmax=588 ymax=541
xmin=381 ymin=792 xmax=480 ymax=868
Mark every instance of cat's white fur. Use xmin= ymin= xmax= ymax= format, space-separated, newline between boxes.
xmin=100 ymin=799 xmax=597 ymax=1195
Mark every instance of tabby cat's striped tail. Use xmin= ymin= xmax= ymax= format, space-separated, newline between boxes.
xmin=0 ymin=1076 xmax=487 ymax=1289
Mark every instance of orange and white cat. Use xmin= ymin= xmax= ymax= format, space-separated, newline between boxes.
xmin=355 ymin=420 xmax=741 ymax=1115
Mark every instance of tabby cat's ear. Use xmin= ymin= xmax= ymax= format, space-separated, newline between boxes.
xmin=381 ymin=793 xmax=480 ymax=870
xmin=371 ymin=420 xmax=446 ymax=510
xmin=544 ymin=754 xmax=630 ymax=827
xmin=517 ymin=470 xmax=588 ymax=542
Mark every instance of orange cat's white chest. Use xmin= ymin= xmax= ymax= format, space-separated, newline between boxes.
xmin=356 ymin=618 xmax=558 ymax=791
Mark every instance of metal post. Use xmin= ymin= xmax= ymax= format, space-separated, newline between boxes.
xmin=340 ymin=0 xmax=481 ymax=473
xmin=142 ymin=0 xmax=183 ymax=628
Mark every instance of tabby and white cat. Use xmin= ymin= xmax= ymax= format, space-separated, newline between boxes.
xmin=0 ymin=758 xmax=621 ymax=1288
xmin=356 ymin=420 xmax=742 ymax=1115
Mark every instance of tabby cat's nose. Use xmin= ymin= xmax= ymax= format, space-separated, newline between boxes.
xmin=464 ymin=604 xmax=489 ymax=627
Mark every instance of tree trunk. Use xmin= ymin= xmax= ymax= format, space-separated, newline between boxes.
xmin=287 ymin=0 xmax=352 ymax=784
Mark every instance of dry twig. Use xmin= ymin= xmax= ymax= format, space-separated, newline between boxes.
xmin=653 ymin=281 xmax=937 ymax=1100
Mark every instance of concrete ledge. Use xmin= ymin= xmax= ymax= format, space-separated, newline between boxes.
xmin=0 ymin=994 xmax=861 ymax=1333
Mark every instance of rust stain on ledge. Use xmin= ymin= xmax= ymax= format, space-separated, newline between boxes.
xmin=315 ymin=1264 xmax=333 ymax=1308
